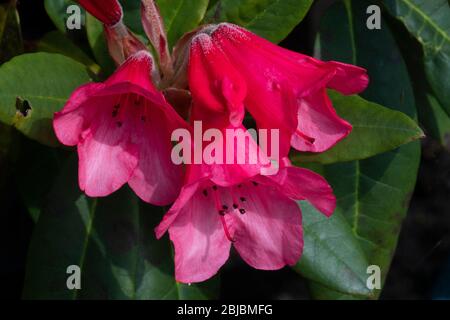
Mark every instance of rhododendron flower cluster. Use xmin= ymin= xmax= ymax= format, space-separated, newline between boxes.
xmin=55 ymin=0 xmax=369 ymax=283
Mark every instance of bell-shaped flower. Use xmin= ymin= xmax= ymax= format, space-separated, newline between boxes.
xmin=53 ymin=51 xmax=187 ymax=205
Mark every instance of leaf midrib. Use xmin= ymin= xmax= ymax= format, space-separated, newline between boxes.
xmin=396 ymin=0 xmax=450 ymax=49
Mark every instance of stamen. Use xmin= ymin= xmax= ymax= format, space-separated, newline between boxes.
xmin=252 ymin=181 xmax=259 ymax=187
xmin=212 ymin=185 xmax=218 ymax=191
xmin=232 ymin=204 xmax=239 ymax=209
xmin=240 ymin=197 xmax=246 ymax=202
xmin=296 ymin=129 xmax=316 ymax=144
xmin=116 ymin=121 xmax=123 ymax=128
xmin=202 ymin=189 xmax=208 ymax=197
xmin=239 ymin=209 xmax=246 ymax=215
xmin=220 ymin=215 xmax=235 ymax=242
xmin=141 ymin=116 xmax=146 ymax=122
xmin=222 ymin=205 xmax=229 ymax=210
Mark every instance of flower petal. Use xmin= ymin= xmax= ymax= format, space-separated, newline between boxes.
xmin=272 ymin=166 xmax=336 ymax=217
xmin=53 ymin=83 xmax=104 ymax=146
xmin=326 ymin=61 xmax=370 ymax=95
xmin=232 ymin=183 xmax=303 ymax=270
xmin=128 ymin=104 xmax=184 ymax=206
xmin=291 ymin=89 xmax=352 ymax=153
xmin=78 ymin=106 xmax=138 ymax=197
xmin=189 ymin=33 xmax=247 ymax=128
xmin=168 ymin=188 xmax=232 ymax=283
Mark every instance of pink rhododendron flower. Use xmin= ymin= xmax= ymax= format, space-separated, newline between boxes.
xmin=155 ymin=158 xmax=335 ymax=284
xmin=53 ymin=51 xmax=187 ymax=205
xmin=188 ymin=23 xmax=370 ymax=155
xmin=77 ymin=0 xmax=147 ymax=65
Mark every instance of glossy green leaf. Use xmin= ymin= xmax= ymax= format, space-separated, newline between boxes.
xmin=384 ymin=0 xmax=450 ymax=116
xmin=44 ymin=0 xmax=80 ymax=34
xmin=294 ymin=92 xmax=423 ymax=164
xmin=37 ymin=31 xmax=100 ymax=74
xmin=303 ymin=0 xmax=421 ymax=299
xmin=23 ymin=157 xmax=218 ymax=299
xmin=205 ymin=0 xmax=314 ymax=43
xmin=155 ymin=0 xmax=209 ymax=49
xmin=0 ymin=53 xmax=92 ymax=146
xmin=0 ymin=0 xmax=23 ymax=64
xmin=293 ymin=202 xmax=374 ymax=298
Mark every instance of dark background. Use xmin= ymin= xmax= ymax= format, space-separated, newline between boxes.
xmin=1 ymin=0 xmax=449 ymax=300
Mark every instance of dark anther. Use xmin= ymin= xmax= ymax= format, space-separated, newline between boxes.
xmin=141 ymin=116 xmax=146 ymax=122
xmin=222 ymin=205 xmax=229 ymax=210
xmin=233 ymin=204 xmax=239 ymax=209
xmin=202 ymin=190 xmax=208 ymax=197
xmin=219 ymin=210 xmax=226 ymax=216
xmin=252 ymin=181 xmax=259 ymax=186
xmin=112 ymin=110 xmax=118 ymax=118
xmin=116 ymin=121 xmax=123 ymax=128
xmin=237 ymin=184 xmax=242 ymax=188
xmin=113 ymin=104 xmax=120 ymax=110
xmin=239 ymin=209 xmax=246 ymax=215
xmin=240 ymin=197 xmax=246 ymax=202
xmin=212 ymin=185 xmax=218 ymax=191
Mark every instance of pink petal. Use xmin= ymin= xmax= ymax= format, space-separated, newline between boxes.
xmin=103 ymin=51 xmax=160 ymax=97
xmin=78 ymin=106 xmax=138 ymax=197
xmin=168 ymin=187 xmax=232 ymax=283
xmin=232 ymin=183 xmax=303 ymax=270
xmin=326 ymin=61 xmax=370 ymax=95
xmin=272 ymin=166 xmax=336 ymax=217
xmin=291 ymin=89 xmax=352 ymax=153
xmin=53 ymin=83 xmax=104 ymax=146
xmin=189 ymin=33 xmax=247 ymax=128
xmin=128 ymin=105 xmax=184 ymax=206
xmin=155 ymin=181 xmax=202 ymax=239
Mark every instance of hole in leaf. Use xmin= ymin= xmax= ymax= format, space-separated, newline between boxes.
xmin=15 ymin=97 xmax=32 ymax=117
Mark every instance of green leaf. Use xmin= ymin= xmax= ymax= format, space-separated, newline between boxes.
xmin=155 ymin=0 xmax=209 ymax=49
xmin=37 ymin=31 xmax=100 ymax=74
xmin=0 ymin=0 xmax=23 ymax=63
xmin=384 ymin=0 xmax=450 ymax=116
xmin=293 ymin=92 xmax=424 ymax=164
xmin=86 ymin=14 xmax=116 ymax=77
xmin=302 ymin=0 xmax=421 ymax=299
xmin=293 ymin=202 xmax=374 ymax=298
xmin=205 ymin=0 xmax=313 ymax=43
xmin=44 ymin=0 xmax=80 ymax=34
xmin=419 ymin=93 xmax=450 ymax=150
xmin=23 ymin=157 xmax=218 ymax=299
xmin=0 ymin=53 xmax=92 ymax=146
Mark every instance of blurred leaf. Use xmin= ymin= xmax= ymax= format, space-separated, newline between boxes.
xmin=294 ymin=92 xmax=423 ymax=164
xmin=293 ymin=202 xmax=374 ymax=298
xmin=85 ymin=14 xmax=116 ymax=77
xmin=205 ymin=0 xmax=314 ymax=43
xmin=23 ymin=157 xmax=219 ymax=299
xmin=384 ymin=8 xmax=450 ymax=151
xmin=302 ymin=0 xmax=421 ymax=299
xmin=418 ymin=94 xmax=450 ymax=150
xmin=155 ymin=0 xmax=209 ymax=49
xmin=0 ymin=0 xmax=23 ymax=63
xmin=0 ymin=53 xmax=92 ymax=146
xmin=44 ymin=0 xmax=80 ymax=34
xmin=37 ymin=31 xmax=100 ymax=74
xmin=384 ymin=0 xmax=450 ymax=116
xmin=14 ymin=137 xmax=67 ymax=223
